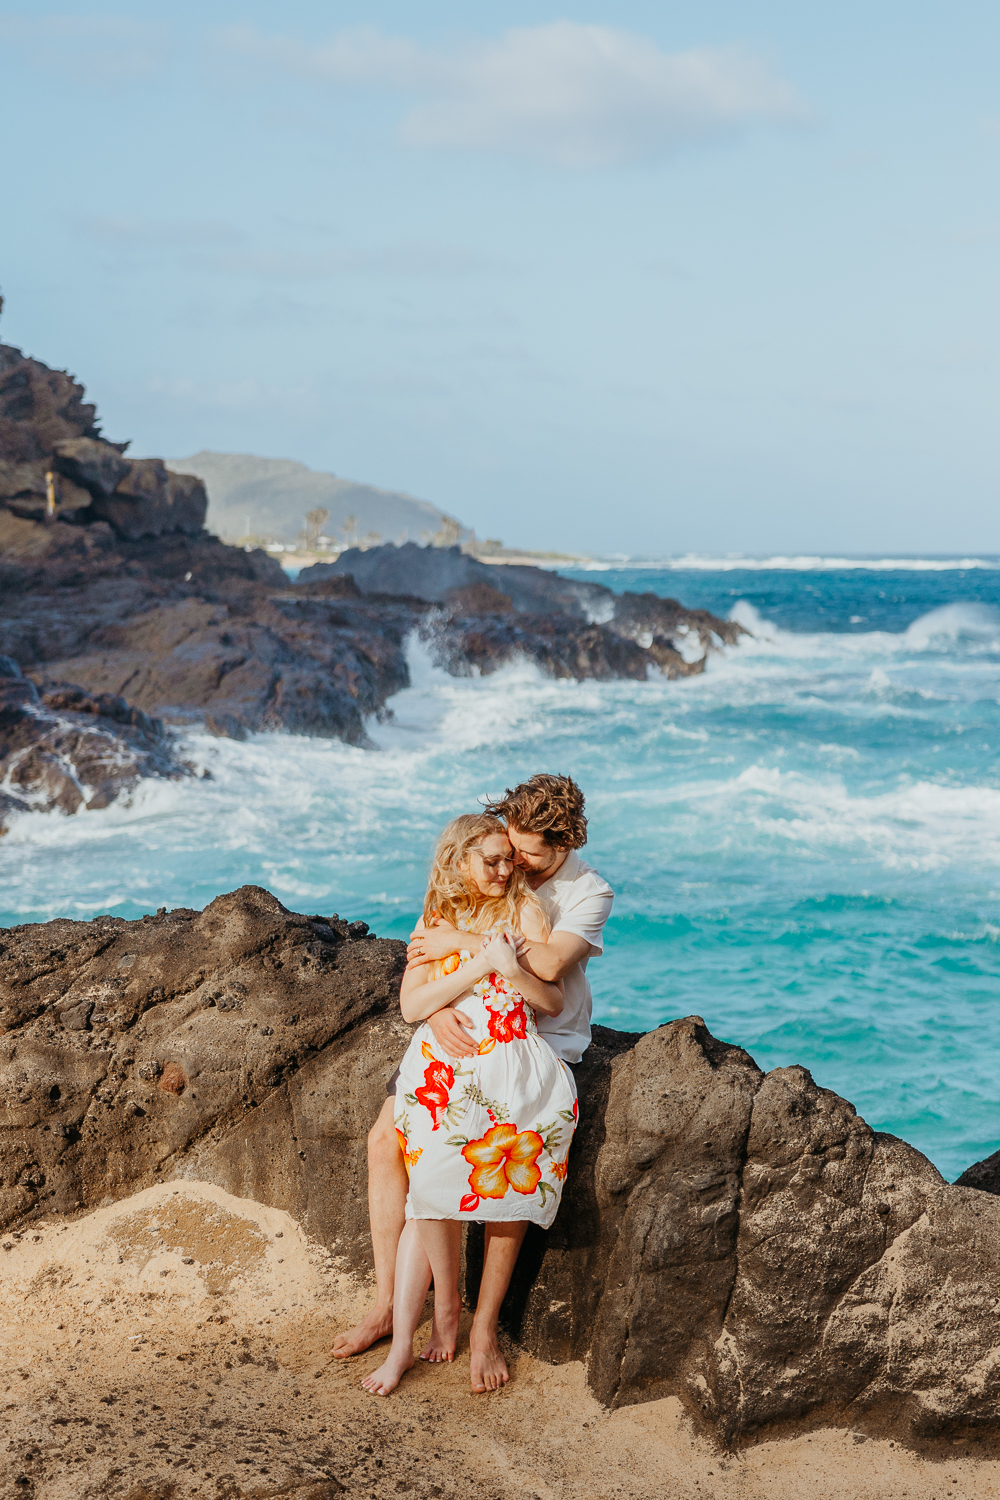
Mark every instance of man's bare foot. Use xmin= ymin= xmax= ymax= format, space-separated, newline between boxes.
xmin=469 ymin=1329 xmax=510 ymax=1393
xmin=361 ymin=1346 xmax=414 ymax=1397
xmin=419 ymin=1298 xmax=461 ymax=1363
xmin=332 ymin=1305 xmax=393 ymax=1359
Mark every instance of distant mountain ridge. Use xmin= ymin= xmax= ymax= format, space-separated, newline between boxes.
xmin=170 ymin=450 xmax=469 ymax=548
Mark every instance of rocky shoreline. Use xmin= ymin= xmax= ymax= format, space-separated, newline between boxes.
xmin=2 ymin=884 xmax=999 ymax=1461
xmin=0 ymin=335 xmax=743 ymax=830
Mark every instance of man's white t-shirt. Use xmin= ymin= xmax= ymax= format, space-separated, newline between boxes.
xmin=532 ymin=850 xmax=614 ymax=1065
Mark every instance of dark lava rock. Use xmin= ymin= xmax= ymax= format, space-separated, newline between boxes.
xmin=305 ymin=539 xmax=614 ymax=617
xmin=955 ymin=1147 xmax=1000 ymax=1195
xmin=1 ymin=342 xmax=206 ymax=541
xmin=0 ymin=657 xmax=193 ymax=829
xmin=2 ymin=886 xmax=999 ymax=1442
xmin=306 ymin=540 xmax=744 ymax=645
xmin=51 ymin=435 xmax=131 ymax=496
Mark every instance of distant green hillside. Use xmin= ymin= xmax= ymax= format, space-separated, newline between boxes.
xmin=171 ymin=450 xmax=469 ymax=548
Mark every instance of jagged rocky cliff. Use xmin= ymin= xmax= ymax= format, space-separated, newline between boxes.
xmin=0 ymin=331 xmax=743 ymax=829
xmin=2 ymin=886 xmax=998 ymax=1444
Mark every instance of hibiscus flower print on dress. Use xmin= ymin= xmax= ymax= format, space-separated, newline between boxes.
xmin=473 ymin=973 xmax=534 ymax=1044
xmin=459 ymin=1123 xmax=544 ymax=1212
xmin=395 ymin=1128 xmax=423 ymax=1175
xmin=414 ymin=1050 xmax=455 ymax=1131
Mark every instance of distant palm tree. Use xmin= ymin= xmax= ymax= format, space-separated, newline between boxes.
xmin=341 ymin=514 xmax=359 ymax=547
xmin=433 ymin=515 xmax=462 ymax=547
xmin=303 ymin=507 xmax=330 ymax=550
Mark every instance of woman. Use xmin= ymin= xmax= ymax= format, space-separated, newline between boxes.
xmin=362 ymin=813 xmax=578 ymax=1397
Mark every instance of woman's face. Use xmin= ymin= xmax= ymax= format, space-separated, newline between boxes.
xmin=465 ymin=833 xmax=514 ymax=898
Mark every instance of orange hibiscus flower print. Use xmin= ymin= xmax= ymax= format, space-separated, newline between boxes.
xmin=460 ymin=1123 xmax=544 ymax=1208
xmin=415 ymin=1056 xmax=454 ymax=1130
xmin=395 ymin=1128 xmax=423 ymax=1175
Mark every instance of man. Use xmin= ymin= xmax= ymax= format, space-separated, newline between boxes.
xmin=332 ymin=773 xmax=614 ymax=1391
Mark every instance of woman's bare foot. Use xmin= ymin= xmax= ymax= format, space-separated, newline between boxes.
xmin=469 ymin=1329 xmax=510 ymax=1393
xmin=332 ymin=1304 xmax=393 ymax=1359
xmin=419 ymin=1298 xmax=461 ymax=1363
xmin=361 ymin=1345 xmax=415 ymax=1397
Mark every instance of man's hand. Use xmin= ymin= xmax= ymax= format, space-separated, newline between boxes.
xmin=426 ymin=1007 xmax=478 ymax=1059
xmin=519 ymin=930 xmax=593 ymax=982
xmin=407 ymin=921 xmax=482 ymax=967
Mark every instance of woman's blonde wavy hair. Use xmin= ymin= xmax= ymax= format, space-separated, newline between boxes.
xmin=422 ymin=813 xmax=547 ymax=945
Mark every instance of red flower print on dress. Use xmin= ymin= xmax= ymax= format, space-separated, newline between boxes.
xmin=461 ymin=1123 xmax=544 ymax=1202
xmin=414 ymin=1047 xmax=454 ymax=1131
xmin=483 ymin=981 xmax=529 ymax=1044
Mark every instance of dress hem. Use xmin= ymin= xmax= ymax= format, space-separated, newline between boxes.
xmin=406 ymin=1210 xmax=555 ymax=1227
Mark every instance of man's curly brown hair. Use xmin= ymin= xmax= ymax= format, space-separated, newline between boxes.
xmin=487 ymin=773 xmax=588 ymax=849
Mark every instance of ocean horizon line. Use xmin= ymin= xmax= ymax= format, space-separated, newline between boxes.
xmin=569 ymin=552 xmax=1000 ymax=572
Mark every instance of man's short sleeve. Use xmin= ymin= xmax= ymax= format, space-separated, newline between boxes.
xmin=552 ymin=887 xmax=614 ymax=953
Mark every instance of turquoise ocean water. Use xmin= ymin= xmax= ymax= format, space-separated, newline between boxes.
xmin=3 ymin=556 xmax=999 ymax=1181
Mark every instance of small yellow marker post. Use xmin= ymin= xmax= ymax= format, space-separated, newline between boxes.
xmin=44 ymin=470 xmax=56 ymax=521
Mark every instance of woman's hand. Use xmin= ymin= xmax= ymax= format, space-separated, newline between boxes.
xmin=407 ymin=921 xmax=482 ymax=967
xmin=479 ymin=931 xmax=522 ymax=983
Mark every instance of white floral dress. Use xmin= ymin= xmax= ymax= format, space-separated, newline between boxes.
xmin=394 ymin=946 xmax=578 ymax=1227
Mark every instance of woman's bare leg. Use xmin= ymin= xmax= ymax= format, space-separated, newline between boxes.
xmin=470 ymin=1222 xmax=527 ymax=1393
xmin=414 ymin=1219 xmax=464 ymax=1362
xmin=361 ymin=1220 xmax=431 ymax=1396
xmin=333 ymin=1097 xmax=408 ymax=1358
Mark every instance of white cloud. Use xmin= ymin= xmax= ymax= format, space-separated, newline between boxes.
xmin=0 ymin=15 xmax=168 ymax=82
xmin=222 ymin=21 xmax=807 ymax=167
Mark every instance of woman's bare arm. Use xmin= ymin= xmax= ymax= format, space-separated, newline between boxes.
xmin=399 ymin=937 xmax=495 ymax=1024
xmin=407 ymin=919 xmax=486 ymax=967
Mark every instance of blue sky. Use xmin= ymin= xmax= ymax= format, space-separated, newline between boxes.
xmin=3 ymin=2 xmax=1000 ymax=554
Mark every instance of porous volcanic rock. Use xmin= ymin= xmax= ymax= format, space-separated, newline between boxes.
xmin=2 ymin=886 xmax=1000 ymax=1445
xmin=0 ymin=656 xmax=193 ymax=829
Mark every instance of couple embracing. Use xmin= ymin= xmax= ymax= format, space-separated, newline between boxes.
xmin=333 ymin=773 xmax=613 ymax=1396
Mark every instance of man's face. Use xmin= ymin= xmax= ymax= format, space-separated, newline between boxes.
xmin=506 ymin=825 xmax=567 ymax=882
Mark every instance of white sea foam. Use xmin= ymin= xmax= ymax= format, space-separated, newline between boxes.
xmin=902 ymin=603 xmax=1000 ymax=651
xmin=723 ymin=600 xmax=1000 ymax=665
xmin=669 ymin=764 xmax=1000 ymax=871
xmin=3 ymin=595 xmax=999 ymax=933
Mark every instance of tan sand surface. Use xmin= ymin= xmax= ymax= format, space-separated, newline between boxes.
xmin=0 ymin=1181 xmax=998 ymax=1499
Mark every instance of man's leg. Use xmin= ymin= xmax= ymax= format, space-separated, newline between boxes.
xmin=469 ymin=1221 xmax=528 ymax=1393
xmin=415 ymin=1218 xmax=463 ymax=1363
xmin=332 ymin=1096 xmax=408 ymax=1357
